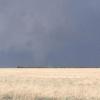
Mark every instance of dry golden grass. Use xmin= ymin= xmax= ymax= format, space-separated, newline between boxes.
xmin=0 ymin=68 xmax=100 ymax=100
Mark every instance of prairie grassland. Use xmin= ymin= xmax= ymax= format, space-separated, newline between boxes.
xmin=0 ymin=68 xmax=100 ymax=100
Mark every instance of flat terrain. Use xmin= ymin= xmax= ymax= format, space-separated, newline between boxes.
xmin=0 ymin=68 xmax=100 ymax=100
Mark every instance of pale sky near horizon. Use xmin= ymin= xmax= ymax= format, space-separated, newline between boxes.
xmin=0 ymin=0 xmax=100 ymax=67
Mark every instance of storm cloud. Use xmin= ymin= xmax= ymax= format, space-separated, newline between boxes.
xmin=0 ymin=0 xmax=100 ymax=67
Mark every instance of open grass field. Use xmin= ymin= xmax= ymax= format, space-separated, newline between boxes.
xmin=0 ymin=68 xmax=100 ymax=100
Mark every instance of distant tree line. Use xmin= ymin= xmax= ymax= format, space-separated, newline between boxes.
xmin=16 ymin=65 xmax=100 ymax=68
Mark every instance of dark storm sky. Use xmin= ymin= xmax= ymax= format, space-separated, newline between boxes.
xmin=0 ymin=0 xmax=100 ymax=67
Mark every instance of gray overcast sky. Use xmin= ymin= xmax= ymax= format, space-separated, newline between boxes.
xmin=0 ymin=0 xmax=100 ymax=67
